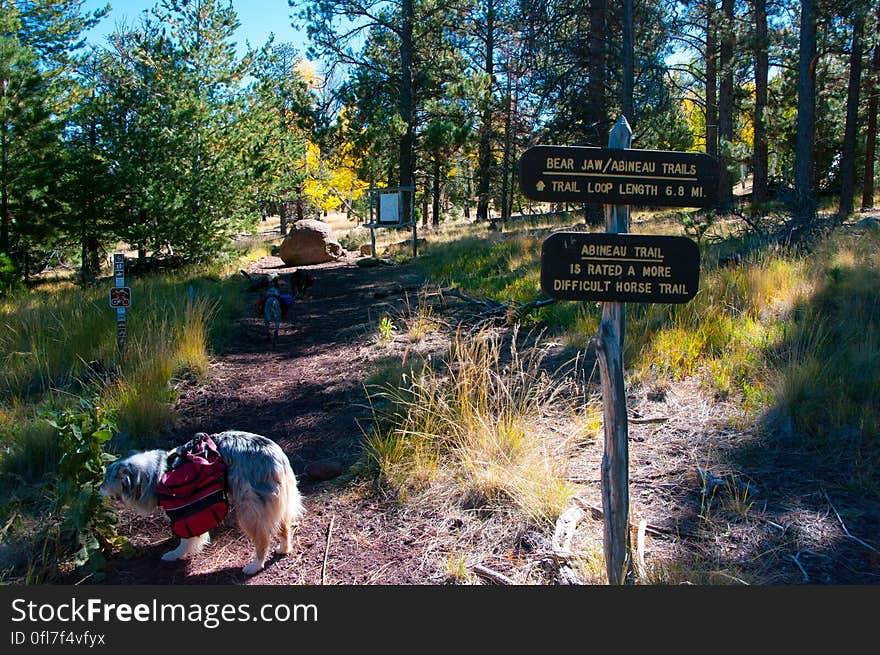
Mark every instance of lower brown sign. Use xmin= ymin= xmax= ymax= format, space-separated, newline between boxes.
xmin=541 ymin=232 xmax=700 ymax=303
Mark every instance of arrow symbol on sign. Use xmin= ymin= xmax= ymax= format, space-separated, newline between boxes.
xmin=536 ymin=180 xmax=546 ymax=192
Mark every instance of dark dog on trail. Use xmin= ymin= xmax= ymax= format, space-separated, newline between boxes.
xmin=290 ymin=269 xmax=314 ymax=298
xmin=264 ymin=287 xmax=282 ymax=344
xmin=262 ymin=273 xmax=282 ymax=344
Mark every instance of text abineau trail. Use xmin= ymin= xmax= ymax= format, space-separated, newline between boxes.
xmin=540 ymin=232 xmax=700 ymax=303
xmin=519 ymin=146 xmax=719 ymax=207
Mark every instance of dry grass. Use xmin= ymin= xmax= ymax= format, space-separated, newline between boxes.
xmin=385 ymin=217 xmax=880 ymax=583
xmin=0 ymin=244 xmax=261 ymax=477
xmin=363 ymin=329 xmax=582 ymax=578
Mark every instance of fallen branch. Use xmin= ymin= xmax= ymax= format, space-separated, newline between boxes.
xmin=321 ymin=515 xmax=335 ymax=585
xmin=0 ymin=512 xmax=17 ymax=542
xmin=443 ymin=287 xmax=559 ymax=329
xmin=552 ymin=506 xmax=585 ymax=555
xmin=823 ymin=490 xmax=880 ymax=555
xmin=629 ymin=415 xmax=669 ymax=425
xmin=787 ymin=553 xmax=809 ymax=583
xmin=506 ymin=298 xmax=557 ymax=324
xmin=572 ymin=497 xmax=677 ymax=538
xmin=731 ymin=208 xmax=767 ymax=237
xmin=696 ymin=467 xmax=760 ymax=498
xmin=786 ymin=550 xmax=828 ymax=584
xmin=446 ymin=287 xmax=499 ymax=310
xmin=471 ymin=563 xmax=515 ymax=585
xmin=635 ymin=519 xmax=648 ymax=580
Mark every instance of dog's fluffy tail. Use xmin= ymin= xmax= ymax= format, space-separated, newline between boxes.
xmin=281 ymin=461 xmax=305 ymax=525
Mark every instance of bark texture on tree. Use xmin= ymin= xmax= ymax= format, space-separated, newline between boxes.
xmin=399 ymin=0 xmax=415 ymax=223
xmin=717 ymin=0 xmax=734 ymax=210
xmin=476 ymin=0 xmax=495 ymax=222
xmin=839 ymin=12 xmax=864 ymax=220
xmin=705 ymin=2 xmax=718 ymax=160
xmin=794 ymin=0 xmax=817 ymax=226
xmin=752 ymin=0 xmax=769 ymax=205
xmin=862 ymin=6 xmax=880 ymax=211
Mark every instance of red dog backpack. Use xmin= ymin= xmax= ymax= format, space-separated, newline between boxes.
xmin=156 ymin=433 xmax=229 ymax=538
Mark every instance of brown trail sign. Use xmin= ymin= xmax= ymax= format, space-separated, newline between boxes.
xmin=519 ymin=145 xmax=719 ymax=207
xmin=541 ymin=232 xmax=700 ymax=303
xmin=518 ymin=117 xmax=715 ymax=585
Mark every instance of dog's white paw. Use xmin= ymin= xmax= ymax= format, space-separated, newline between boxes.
xmin=277 ymin=542 xmax=291 ymax=555
xmin=242 ymin=561 xmax=264 ymax=576
xmin=161 ymin=535 xmax=209 ymax=562
xmin=161 ymin=549 xmax=184 ymax=562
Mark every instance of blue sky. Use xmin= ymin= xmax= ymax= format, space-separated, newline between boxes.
xmin=84 ymin=0 xmax=310 ymax=55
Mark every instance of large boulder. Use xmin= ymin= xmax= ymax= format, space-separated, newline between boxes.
xmin=278 ymin=219 xmax=345 ymax=266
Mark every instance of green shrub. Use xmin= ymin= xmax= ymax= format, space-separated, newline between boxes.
xmin=29 ymin=397 xmax=125 ymax=581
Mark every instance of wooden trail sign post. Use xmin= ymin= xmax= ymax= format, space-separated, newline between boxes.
xmin=110 ymin=253 xmax=130 ymax=352
xmin=364 ymin=186 xmax=418 ymax=258
xmin=519 ymin=116 xmax=717 ymax=585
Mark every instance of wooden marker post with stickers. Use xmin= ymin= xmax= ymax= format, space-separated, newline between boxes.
xmin=110 ymin=253 xmax=131 ymax=353
xmin=519 ymin=117 xmax=720 ymax=584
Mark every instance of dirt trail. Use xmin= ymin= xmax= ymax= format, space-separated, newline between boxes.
xmin=104 ymin=255 xmax=434 ymax=585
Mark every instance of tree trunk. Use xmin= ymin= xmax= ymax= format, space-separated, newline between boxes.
xmin=717 ymin=0 xmax=734 ymax=210
xmin=705 ymin=3 xmax=718 ymax=159
xmin=508 ymin=71 xmax=519 ymax=221
xmin=88 ymin=236 xmax=100 ymax=279
xmin=794 ymin=0 xmax=817 ymax=226
xmin=280 ymin=199 xmax=288 ymax=236
xmin=464 ymin=158 xmax=472 ymax=220
xmin=432 ymin=155 xmax=441 ymax=227
xmin=586 ymin=0 xmax=607 ymax=225
xmin=500 ymin=59 xmax=513 ymax=224
xmin=752 ymin=0 xmax=769 ymax=205
xmin=706 ymin=5 xmax=718 ymax=157
xmin=622 ymin=0 xmax=634 ymax=121
xmin=399 ymin=0 xmax=415 ymax=223
xmin=476 ymin=0 xmax=495 ymax=222
xmin=839 ymin=11 xmax=864 ymax=220
xmin=862 ymin=7 xmax=880 ymax=210
xmin=82 ymin=116 xmax=99 ymax=286
xmin=1 ymin=111 xmax=9 ymax=256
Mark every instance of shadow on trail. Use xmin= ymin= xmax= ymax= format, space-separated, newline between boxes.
xmin=655 ymin=254 xmax=880 ymax=584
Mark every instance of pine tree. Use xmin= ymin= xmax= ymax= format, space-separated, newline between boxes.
xmin=0 ymin=0 xmax=103 ymax=280
xmin=250 ymin=42 xmax=313 ymax=235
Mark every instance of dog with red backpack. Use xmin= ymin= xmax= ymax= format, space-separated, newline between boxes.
xmin=101 ymin=431 xmax=304 ymax=575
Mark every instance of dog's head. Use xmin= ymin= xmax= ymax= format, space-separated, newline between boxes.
xmin=100 ymin=451 xmax=165 ymax=515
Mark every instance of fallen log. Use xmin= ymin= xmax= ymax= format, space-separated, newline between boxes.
xmin=696 ymin=467 xmax=760 ymax=498
xmin=552 ymin=506 xmax=585 ymax=555
xmin=572 ymin=497 xmax=677 ymax=538
xmin=471 ymin=563 xmax=515 ymax=585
